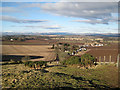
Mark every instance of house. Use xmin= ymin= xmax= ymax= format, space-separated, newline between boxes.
xmin=79 ymin=48 xmax=87 ymax=51
xmin=93 ymin=42 xmax=104 ymax=46
xmin=95 ymin=38 xmax=103 ymax=42
xmin=65 ymin=50 xmax=69 ymax=52
xmin=10 ymin=39 xmax=13 ymax=42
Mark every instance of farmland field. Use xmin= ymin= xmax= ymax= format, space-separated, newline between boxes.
xmin=2 ymin=45 xmax=56 ymax=61
xmin=87 ymin=43 xmax=118 ymax=62
xmin=2 ymin=39 xmax=57 ymax=45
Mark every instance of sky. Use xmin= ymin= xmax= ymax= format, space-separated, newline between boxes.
xmin=0 ymin=2 xmax=118 ymax=33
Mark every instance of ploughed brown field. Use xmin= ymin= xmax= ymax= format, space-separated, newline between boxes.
xmin=86 ymin=44 xmax=118 ymax=62
xmin=2 ymin=45 xmax=56 ymax=61
xmin=2 ymin=39 xmax=57 ymax=45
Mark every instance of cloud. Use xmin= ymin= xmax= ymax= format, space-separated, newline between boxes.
xmin=72 ymin=19 xmax=109 ymax=24
xmin=41 ymin=25 xmax=62 ymax=29
xmin=12 ymin=25 xmax=62 ymax=29
xmin=1 ymin=2 xmax=117 ymax=25
xmin=0 ymin=7 xmax=20 ymax=13
xmin=1 ymin=15 xmax=48 ymax=23
xmin=23 ymin=3 xmax=42 ymax=8
xmin=38 ymin=2 xmax=117 ymax=24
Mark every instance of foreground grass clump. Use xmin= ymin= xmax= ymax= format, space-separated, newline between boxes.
xmin=2 ymin=63 xmax=118 ymax=89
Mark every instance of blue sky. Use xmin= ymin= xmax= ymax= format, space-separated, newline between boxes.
xmin=0 ymin=2 xmax=118 ymax=33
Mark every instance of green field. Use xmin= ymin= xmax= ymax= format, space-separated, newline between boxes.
xmin=2 ymin=62 xmax=118 ymax=89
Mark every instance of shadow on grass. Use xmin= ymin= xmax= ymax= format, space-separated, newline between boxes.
xmin=45 ymin=65 xmax=67 ymax=68
xmin=1 ymin=60 xmax=24 ymax=65
xmin=34 ymin=69 xmax=49 ymax=73
xmin=1 ymin=62 xmax=22 ymax=65
xmin=54 ymin=72 xmax=110 ymax=89
xmin=20 ymin=69 xmax=49 ymax=74
xmin=2 ymin=55 xmax=44 ymax=62
xmin=2 ymin=87 xmax=83 ymax=90
xmin=50 ymin=87 xmax=77 ymax=90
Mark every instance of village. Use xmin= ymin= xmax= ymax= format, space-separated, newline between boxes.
xmin=55 ymin=42 xmax=104 ymax=56
xmin=51 ymin=36 xmax=105 ymax=56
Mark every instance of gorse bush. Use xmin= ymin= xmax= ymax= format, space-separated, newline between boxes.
xmin=24 ymin=61 xmax=47 ymax=70
xmin=51 ymin=44 xmax=55 ymax=49
xmin=22 ymin=56 xmax=31 ymax=60
xmin=9 ymin=59 xmax=22 ymax=64
xmin=21 ymin=56 xmax=31 ymax=63
xmin=61 ymin=56 xmax=81 ymax=65
xmin=61 ymin=54 xmax=96 ymax=67
xmin=81 ymin=54 xmax=96 ymax=66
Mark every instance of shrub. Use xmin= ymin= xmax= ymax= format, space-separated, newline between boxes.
xmin=10 ymin=59 xmax=21 ymax=64
xmin=64 ymin=43 xmax=70 ymax=47
xmin=61 ymin=56 xmax=81 ymax=65
xmin=51 ymin=44 xmax=55 ymax=49
xmin=21 ymin=56 xmax=31 ymax=62
xmin=81 ymin=54 xmax=96 ymax=67
xmin=61 ymin=54 xmax=96 ymax=67
xmin=17 ymin=60 xmax=23 ymax=64
xmin=24 ymin=61 xmax=48 ymax=70
xmin=10 ymin=59 xmax=17 ymax=63
xmin=58 ymin=51 xmax=69 ymax=61
xmin=24 ymin=61 xmax=32 ymax=67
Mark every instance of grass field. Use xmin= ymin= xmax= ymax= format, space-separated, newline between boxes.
xmin=2 ymin=62 xmax=118 ymax=89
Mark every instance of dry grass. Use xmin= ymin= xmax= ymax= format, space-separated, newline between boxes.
xmin=2 ymin=63 xmax=118 ymax=89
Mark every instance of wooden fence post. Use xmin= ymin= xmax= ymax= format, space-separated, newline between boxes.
xmin=104 ymin=56 xmax=106 ymax=65
xmin=109 ymin=55 xmax=111 ymax=64
xmin=99 ymin=56 xmax=101 ymax=65
xmin=117 ymin=54 xmax=119 ymax=67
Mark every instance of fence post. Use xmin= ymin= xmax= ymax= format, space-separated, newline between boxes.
xmin=117 ymin=54 xmax=119 ymax=67
xmin=104 ymin=56 xmax=106 ymax=65
xmin=99 ymin=56 xmax=101 ymax=65
xmin=109 ymin=55 xmax=111 ymax=64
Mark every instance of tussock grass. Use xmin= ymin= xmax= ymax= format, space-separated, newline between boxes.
xmin=2 ymin=63 xmax=118 ymax=89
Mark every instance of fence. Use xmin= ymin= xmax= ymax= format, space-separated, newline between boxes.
xmin=95 ymin=54 xmax=120 ymax=67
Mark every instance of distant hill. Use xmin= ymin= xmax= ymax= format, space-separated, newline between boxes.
xmin=2 ymin=32 xmax=120 ymax=37
xmin=2 ymin=32 xmax=75 ymax=36
xmin=40 ymin=32 xmax=74 ymax=35
xmin=86 ymin=33 xmax=120 ymax=37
